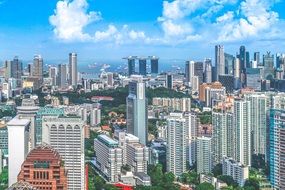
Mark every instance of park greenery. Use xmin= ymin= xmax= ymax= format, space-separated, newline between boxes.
xmin=0 ymin=167 xmax=8 ymax=189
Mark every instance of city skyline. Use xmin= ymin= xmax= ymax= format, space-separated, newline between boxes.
xmin=0 ymin=0 xmax=285 ymax=60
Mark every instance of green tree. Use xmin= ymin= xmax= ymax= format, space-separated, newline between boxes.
xmin=212 ymin=163 xmax=222 ymax=177
xmin=196 ymin=182 xmax=215 ymax=190
xmin=244 ymin=179 xmax=259 ymax=190
xmin=217 ymin=175 xmax=238 ymax=187
xmin=0 ymin=167 xmax=8 ymax=189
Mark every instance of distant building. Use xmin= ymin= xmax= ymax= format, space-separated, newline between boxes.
xmin=215 ymin=45 xmax=225 ymax=81
xmin=152 ymin=97 xmax=191 ymax=112
xmin=139 ymin=58 xmax=147 ymax=76
xmin=127 ymin=57 xmax=136 ymax=76
xmin=222 ymin=157 xmax=249 ymax=187
xmin=57 ymin=64 xmax=67 ymax=88
xmin=218 ymin=74 xmax=234 ymax=93
xmin=254 ymin=52 xmax=260 ymax=66
xmin=204 ymin=59 xmax=212 ymax=83
xmin=32 ymin=55 xmax=43 ymax=83
xmin=69 ymin=53 xmax=78 ymax=86
xmin=90 ymin=108 xmax=101 ymax=126
xmin=17 ymin=144 xmax=68 ymax=190
xmin=246 ymin=68 xmax=262 ymax=91
xmin=150 ymin=56 xmax=159 ymax=74
xmin=197 ymin=136 xmax=212 ymax=174
xmin=166 ymin=74 xmax=173 ymax=89
xmin=224 ymin=53 xmax=234 ymax=75
xmin=263 ymin=52 xmax=274 ymax=80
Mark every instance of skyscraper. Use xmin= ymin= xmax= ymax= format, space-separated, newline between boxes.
xmin=239 ymin=46 xmax=246 ymax=72
xmin=197 ymin=136 xmax=212 ymax=174
xmin=212 ymin=110 xmax=234 ymax=165
xmin=194 ymin=62 xmax=204 ymax=84
xmin=127 ymin=56 xmax=136 ymax=76
xmin=7 ymin=117 xmax=31 ymax=186
xmin=234 ymin=99 xmax=251 ymax=166
xmin=263 ymin=52 xmax=274 ymax=80
xmin=69 ymin=53 xmax=77 ymax=86
xmin=167 ymin=113 xmax=188 ymax=176
xmin=126 ymin=81 xmax=147 ymax=145
xmin=204 ymin=59 xmax=212 ymax=83
xmin=269 ymin=109 xmax=285 ymax=189
xmin=246 ymin=51 xmax=250 ymax=68
xmin=186 ymin=112 xmax=199 ymax=166
xmin=215 ymin=45 xmax=225 ymax=81
xmin=245 ymin=93 xmax=268 ymax=157
xmin=57 ymin=64 xmax=67 ymax=88
xmin=150 ymin=56 xmax=159 ymax=74
xmin=139 ymin=58 xmax=147 ymax=76
xmin=224 ymin=53 xmax=234 ymax=75
xmin=42 ymin=116 xmax=85 ymax=190
xmin=49 ymin=66 xmax=57 ymax=86
xmin=254 ymin=52 xmax=260 ymax=66
xmin=32 ymin=55 xmax=43 ymax=82
xmin=166 ymin=74 xmax=173 ymax=89
xmin=11 ymin=56 xmax=23 ymax=86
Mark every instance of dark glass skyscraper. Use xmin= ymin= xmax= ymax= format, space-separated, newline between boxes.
xmin=224 ymin=53 xmax=234 ymax=75
xmin=263 ymin=52 xmax=274 ymax=80
xmin=139 ymin=58 xmax=147 ymax=76
xmin=150 ymin=56 xmax=159 ymax=74
xmin=128 ymin=57 xmax=136 ymax=76
xmin=239 ymin=46 xmax=246 ymax=72
xmin=254 ymin=52 xmax=260 ymax=66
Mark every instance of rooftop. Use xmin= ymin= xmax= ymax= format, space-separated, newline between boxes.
xmin=7 ymin=117 xmax=30 ymax=126
xmin=98 ymin=134 xmax=118 ymax=147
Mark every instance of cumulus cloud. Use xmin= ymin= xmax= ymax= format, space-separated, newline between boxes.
xmin=49 ymin=0 xmax=101 ymax=41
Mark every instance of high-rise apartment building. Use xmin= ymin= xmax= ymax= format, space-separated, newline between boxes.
xmin=127 ymin=81 xmax=148 ymax=145
xmin=49 ymin=66 xmax=57 ymax=86
xmin=42 ymin=116 xmax=85 ymax=190
xmin=7 ymin=117 xmax=31 ymax=186
xmin=17 ymin=144 xmax=68 ymax=190
xmin=233 ymin=99 xmax=251 ymax=166
xmin=90 ymin=108 xmax=101 ymax=126
xmin=204 ymin=58 xmax=212 ymax=83
xmin=212 ymin=110 xmax=234 ymax=165
xmin=166 ymin=113 xmax=188 ymax=176
xmin=269 ymin=109 xmax=285 ymax=189
xmin=215 ymin=45 xmax=225 ymax=81
xmin=69 ymin=53 xmax=77 ymax=86
xmin=197 ymin=136 xmax=212 ymax=174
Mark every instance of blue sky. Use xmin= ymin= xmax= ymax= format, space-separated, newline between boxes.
xmin=0 ymin=0 xmax=284 ymax=61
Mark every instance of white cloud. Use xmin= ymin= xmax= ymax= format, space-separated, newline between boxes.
xmin=216 ymin=11 xmax=234 ymax=23
xmin=49 ymin=0 xmax=101 ymax=41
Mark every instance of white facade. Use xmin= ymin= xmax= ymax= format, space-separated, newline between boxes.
xmin=42 ymin=116 xmax=85 ymax=190
xmin=166 ymin=113 xmax=188 ymax=176
xmin=197 ymin=136 xmax=212 ymax=174
xmin=7 ymin=117 xmax=30 ymax=186
xmin=90 ymin=108 xmax=101 ymax=126
xmin=234 ymin=99 xmax=251 ymax=166
xmin=185 ymin=112 xmax=198 ymax=166
xmin=69 ymin=53 xmax=77 ymax=86
xmin=222 ymin=157 xmax=249 ymax=187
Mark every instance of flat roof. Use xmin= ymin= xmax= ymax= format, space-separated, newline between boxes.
xmin=7 ymin=117 xmax=30 ymax=126
xmin=98 ymin=135 xmax=118 ymax=146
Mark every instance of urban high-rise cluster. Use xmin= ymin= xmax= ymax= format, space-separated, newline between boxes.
xmin=1 ymin=46 xmax=285 ymax=190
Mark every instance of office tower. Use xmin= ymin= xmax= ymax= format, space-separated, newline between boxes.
xmin=269 ymin=109 xmax=285 ymax=189
xmin=7 ymin=117 xmax=31 ymax=186
xmin=254 ymin=52 xmax=260 ymax=66
xmin=58 ymin=64 xmax=67 ymax=88
xmin=17 ymin=144 xmax=68 ymax=190
xmin=222 ymin=157 xmax=249 ymax=187
xmin=218 ymin=74 xmax=234 ymax=93
xmin=90 ymin=108 xmax=101 ymax=126
xmin=186 ymin=112 xmax=199 ymax=166
xmin=215 ymin=45 xmax=225 ymax=81
xmin=127 ymin=56 xmax=136 ymax=76
xmin=11 ymin=56 xmax=23 ymax=86
xmin=212 ymin=110 xmax=234 ymax=165
xmin=194 ymin=62 xmax=204 ymax=84
xmin=239 ymin=46 xmax=246 ymax=72
xmin=150 ymin=56 xmax=159 ymax=74
xmin=234 ymin=57 xmax=241 ymax=79
xmin=69 ymin=53 xmax=77 ymax=86
xmin=49 ymin=66 xmax=57 ymax=86
xmin=204 ymin=58 xmax=212 ymax=83
xmin=107 ymin=72 xmax=114 ymax=86
xmin=234 ymin=99 xmax=251 ymax=166
xmin=35 ymin=107 xmax=64 ymax=145
xmin=42 ymin=116 xmax=85 ymax=190
xmin=276 ymin=53 xmax=285 ymax=68
xmin=32 ymin=55 xmax=43 ymax=81
xmin=263 ymin=52 xmax=274 ymax=80
xmin=197 ymin=136 xmax=212 ymax=174
xmin=224 ymin=53 xmax=234 ymax=75
xmin=166 ymin=74 xmax=173 ymax=89
xmin=245 ymin=93 xmax=268 ymax=157
xmin=4 ymin=60 xmax=12 ymax=78
xmin=185 ymin=61 xmax=194 ymax=84
xmin=246 ymin=51 xmax=250 ymax=68
xmin=246 ymin=68 xmax=262 ymax=91
xmin=139 ymin=58 xmax=147 ymax=76
xmin=17 ymin=98 xmax=40 ymax=150
xmin=126 ymin=81 xmax=147 ymax=145
xmin=94 ymin=134 xmax=123 ymax=182
xmin=167 ymin=113 xmax=188 ymax=176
